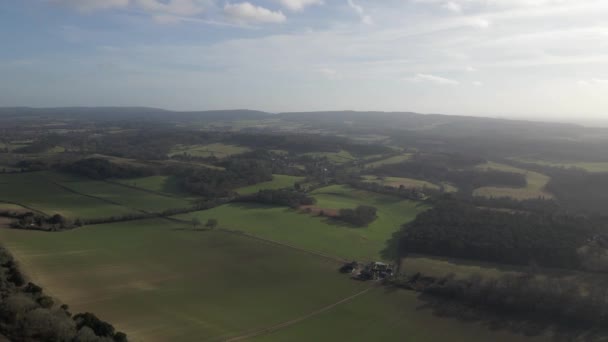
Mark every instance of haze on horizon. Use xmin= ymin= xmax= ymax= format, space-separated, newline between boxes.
xmin=1 ymin=0 xmax=607 ymax=123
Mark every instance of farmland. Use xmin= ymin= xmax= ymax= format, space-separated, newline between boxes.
xmin=254 ymin=286 xmax=551 ymax=342
xmin=474 ymin=162 xmax=553 ymax=199
xmin=236 ymin=175 xmax=305 ymax=195
xmin=0 ymin=172 xmax=138 ymax=219
xmin=177 ymin=185 xmax=426 ymax=261
xmin=302 ymin=150 xmax=355 ymax=164
xmin=115 ymin=175 xmax=194 ymax=198
xmin=50 ymin=177 xmax=193 ymax=212
xmin=0 ymin=219 xmax=368 ymax=342
xmin=514 ymin=158 xmax=608 ymax=173
xmin=361 ymin=175 xmax=439 ymax=190
xmin=364 ymin=154 xmax=412 ymax=169
xmin=168 ymin=143 xmax=251 ymax=159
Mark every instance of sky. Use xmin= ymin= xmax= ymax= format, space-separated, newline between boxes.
xmin=1 ymin=0 xmax=607 ymax=122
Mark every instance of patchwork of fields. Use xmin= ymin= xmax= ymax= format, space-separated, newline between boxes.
xmin=474 ymin=162 xmax=553 ymax=199
xmin=168 ymin=143 xmax=251 ymax=159
xmin=236 ymin=175 xmax=305 ymax=195
xmin=177 ymin=185 xmax=426 ymax=261
xmin=362 ymin=175 xmax=440 ymax=190
xmin=0 ymin=170 xmax=565 ymax=341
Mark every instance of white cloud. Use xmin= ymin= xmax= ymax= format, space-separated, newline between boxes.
xmin=224 ymin=2 xmax=286 ymax=24
xmin=49 ymin=0 xmax=129 ymax=12
xmin=317 ymin=67 xmax=340 ymax=80
xmin=135 ymin=0 xmax=206 ymax=16
xmin=579 ymin=78 xmax=608 ymax=86
xmin=472 ymin=81 xmax=483 ymax=86
xmin=469 ymin=17 xmax=491 ymax=28
xmin=442 ymin=1 xmax=462 ymax=12
xmin=347 ymin=0 xmax=373 ymax=25
xmin=406 ymin=74 xmax=460 ymax=85
xmin=278 ymin=0 xmax=323 ymax=12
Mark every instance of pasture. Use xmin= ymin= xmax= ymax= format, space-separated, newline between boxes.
xmin=177 ymin=185 xmax=426 ymax=261
xmin=44 ymin=173 xmax=193 ymax=213
xmin=302 ymin=150 xmax=355 ymax=164
xmin=364 ymin=154 xmax=412 ymax=169
xmin=0 ymin=172 xmax=137 ymax=219
xmin=168 ymin=143 xmax=250 ymax=159
xmin=474 ymin=162 xmax=553 ymax=199
xmin=0 ymin=219 xmax=368 ymax=342
xmin=254 ymin=287 xmax=551 ymax=342
xmin=362 ymin=175 xmax=439 ymax=190
xmin=236 ymin=175 xmax=305 ymax=195
xmin=514 ymin=158 xmax=608 ymax=173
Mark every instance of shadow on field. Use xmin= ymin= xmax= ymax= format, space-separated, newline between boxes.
xmin=407 ymin=291 xmax=608 ymax=342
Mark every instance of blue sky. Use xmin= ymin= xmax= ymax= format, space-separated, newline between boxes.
xmin=1 ymin=0 xmax=607 ymax=121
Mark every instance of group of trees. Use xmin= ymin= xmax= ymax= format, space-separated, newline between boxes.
xmin=389 ymin=271 xmax=608 ymax=329
xmin=372 ymin=159 xmax=526 ymax=194
xmin=170 ymin=159 xmax=273 ymax=197
xmin=0 ymin=246 xmax=127 ymax=341
xmin=395 ymin=200 xmax=594 ymax=269
xmin=10 ymin=213 xmax=79 ymax=231
xmin=235 ymin=189 xmax=315 ymax=208
xmin=64 ymin=158 xmax=155 ymax=180
xmin=337 ymin=205 xmax=378 ymax=227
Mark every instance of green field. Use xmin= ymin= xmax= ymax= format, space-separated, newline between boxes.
xmin=55 ymin=180 xmax=192 ymax=213
xmin=254 ymin=287 xmax=550 ymax=342
xmin=236 ymin=175 xmax=306 ymax=195
xmin=302 ymin=150 xmax=355 ymax=164
xmin=177 ymin=185 xmax=426 ymax=261
xmin=168 ymin=143 xmax=250 ymax=159
xmin=364 ymin=154 xmax=412 ymax=169
xmin=474 ymin=162 xmax=553 ymax=199
xmin=0 ymin=219 xmax=369 ymax=342
xmin=362 ymin=175 xmax=439 ymax=190
xmin=514 ymin=158 xmax=608 ymax=173
xmin=115 ymin=175 xmax=195 ymax=198
xmin=0 ymin=172 xmax=137 ymax=219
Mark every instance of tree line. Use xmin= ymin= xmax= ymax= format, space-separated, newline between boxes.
xmin=0 ymin=245 xmax=127 ymax=341
xmin=388 ymin=271 xmax=608 ymax=331
xmin=394 ymin=200 xmax=595 ymax=269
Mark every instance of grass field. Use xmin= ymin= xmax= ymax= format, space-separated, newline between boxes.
xmin=0 ymin=202 xmax=29 ymax=213
xmin=364 ymin=154 xmax=412 ymax=169
xmin=53 ymin=179 xmax=193 ymax=213
xmin=0 ymin=172 xmax=138 ymax=219
xmin=115 ymin=175 xmax=195 ymax=198
xmin=514 ymin=158 xmax=608 ymax=173
xmin=302 ymin=150 xmax=355 ymax=164
xmin=0 ymin=219 xmax=369 ymax=342
xmin=177 ymin=185 xmax=426 ymax=261
xmin=168 ymin=143 xmax=250 ymax=159
xmin=254 ymin=286 xmax=551 ymax=342
xmin=236 ymin=175 xmax=305 ymax=195
xmin=362 ymin=175 xmax=439 ymax=190
xmin=474 ymin=162 xmax=553 ymax=199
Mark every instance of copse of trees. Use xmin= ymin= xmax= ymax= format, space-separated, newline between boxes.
xmin=235 ymin=189 xmax=315 ymax=208
xmin=10 ymin=213 xmax=78 ymax=231
xmin=0 ymin=246 xmax=127 ymax=341
xmin=64 ymin=158 xmax=155 ymax=180
xmin=395 ymin=200 xmax=594 ymax=269
xmin=337 ymin=205 xmax=378 ymax=227
xmin=388 ymin=271 xmax=608 ymax=329
xmin=372 ymin=158 xmax=526 ymax=195
xmin=170 ymin=159 xmax=273 ymax=197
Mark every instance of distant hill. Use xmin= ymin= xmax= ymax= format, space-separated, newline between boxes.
xmin=0 ymin=107 xmax=272 ymax=122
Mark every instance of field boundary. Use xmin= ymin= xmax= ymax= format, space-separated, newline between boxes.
xmin=43 ymin=177 xmax=149 ymax=215
xmin=104 ymin=179 xmax=186 ymax=199
xmin=220 ymin=227 xmax=348 ymax=264
xmin=224 ymin=286 xmax=375 ymax=342
xmin=0 ymin=200 xmax=48 ymax=216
